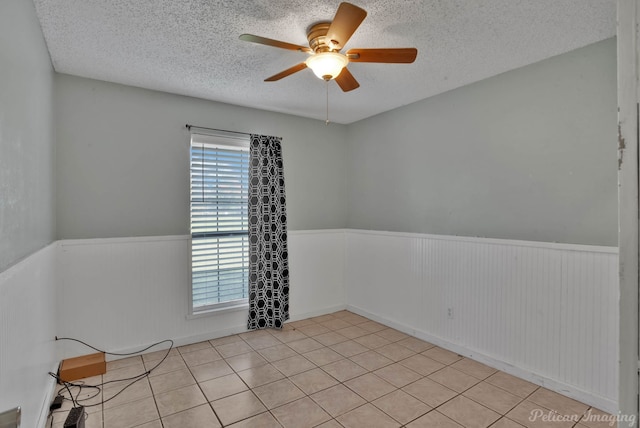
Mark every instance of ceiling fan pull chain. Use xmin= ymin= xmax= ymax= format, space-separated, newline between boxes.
xmin=326 ymin=80 xmax=330 ymax=125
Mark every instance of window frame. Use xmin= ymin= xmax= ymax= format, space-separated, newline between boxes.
xmin=188 ymin=130 xmax=250 ymax=316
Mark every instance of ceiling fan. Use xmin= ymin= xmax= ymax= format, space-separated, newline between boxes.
xmin=239 ymin=2 xmax=418 ymax=92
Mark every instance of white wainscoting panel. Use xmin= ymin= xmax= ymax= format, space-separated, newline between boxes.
xmin=345 ymin=230 xmax=619 ymax=413
xmin=56 ymin=231 xmax=346 ymax=358
xmin=0 ymin=243 xmax=58 ymax=428
xmin=288 ymin=230 xmax=346 ymax=318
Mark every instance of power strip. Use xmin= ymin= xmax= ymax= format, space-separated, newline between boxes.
xmin=63 ymin=406 xmax=85 ymax=428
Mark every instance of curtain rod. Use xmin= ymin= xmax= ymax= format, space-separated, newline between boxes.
xmin=185 ymin=124 xmax=251 ymax=137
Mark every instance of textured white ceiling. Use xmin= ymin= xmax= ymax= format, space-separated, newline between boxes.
xmin=32 ymin=0 xmax=615 ymax=124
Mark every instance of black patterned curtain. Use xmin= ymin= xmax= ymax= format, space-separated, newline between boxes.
xmin=247 ymin=134 xmax=290 ymax=330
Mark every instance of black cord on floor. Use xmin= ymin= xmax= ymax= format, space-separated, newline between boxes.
xmin=47 ymin=337 xmax=174 ymax=422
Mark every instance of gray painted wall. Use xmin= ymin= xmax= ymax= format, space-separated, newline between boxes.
xmin=54 ymin=75 xmax=348 ymax=238
xmin=346 ymin=38 xmax=617 ymax=246
xmin=0 ymin=0 xmax=55 ymax=271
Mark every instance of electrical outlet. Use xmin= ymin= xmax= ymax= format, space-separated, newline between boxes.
xmin=447 ymin=307 xmax=454 ymax=319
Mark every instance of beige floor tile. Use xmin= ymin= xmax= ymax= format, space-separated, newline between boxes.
xmin=321 ymin=318 xmax=353 ymax=331
xmin=190 ymin=359 xmax=234 ymax=383
xmin=402 ymin=377 xmax=458 ymax=407
xmin=253 ymin=378 xmax=306 ymax=409
xmin=272 ymin=354 xmax=316 ymax=376
xmin=358 ymin=321 xmax=389 ymax=333
xmin=226 ymin=350 xmax=268 ymax=371
xmin=287 ymin=318 xmax=316 ymax=328
xmin=106 ymin=355 xmax=143 ymax=371
xmin=316 ymin=420 xmax=344 ymax=428
xmin=289 ymin=368 xmax=340 ymax=395
xmin=451 ymin=358 xmax=498 ymax=380
xmin=178 ymin=341 xmax=213 ymax=354
xmin=330 ymin=340 xmax=370 ymax=357
xmin=399 ymin=354 xmax=445 ymax=376
xmin=84 ymin=411 xmax=103 ymax=428
xmin=215 ymin=340 xmax=254 ymax=358
xmin=271 ymin=397 xmax=332 ymax=428
xmin=209 ymin=334 xmax=243 ymax=347
xmin=287 ymin=337 xmax=325 ymax=353
xmin=463 ymin=381 xmax=523 ymax=414
xmin=271 ymin=329 xmax=308 ymax=343
xmin=354 ymin=333 xmax=392 ymax=349
xmin=311 ymin=384 xmax=367 ymax=417
xmin=311 ymin=314 xmax=338 ymax=323
xmin=75 ymin=312 xmax=602 ymax=428
xmin=147 ymin=355 xmax=188 ymax=377
xmin=258 ymin=343 xmax=299 ymax=362
xmin=374 ymin=363 xmax=422 ymax=388
xmin=296 ymin=324 xmax=331 ymax=337
xmin=103 ymin=396 xmax=159 ymax=428
xmin=322 ymin=358 xmax=368 ymax=382
xmin=103 ymin=364 xmax=147 ymax=382
xmin=238 ymin=363 xmax=285 ymax=388
xmin=397 ymin=337 xmax=436 ymax=353
xmin=154 ymin=383 xmax=207 ymax=417
xmin=314 ymin=331 xmax=350 ymax=346
xmin=344 ymin=372 xmax=397 ymax=401
xmin=141 ymin=348 xmax=180 ymax=363
xmin=439 ymin=395 xmax=501 ymax=428
xmin=303 ymin=347 xmax=344 ymax=366
xmin=375 ymin=328 xmax=410 ymax=342
xmin=422 ymin=347 xmax=463 ymax=365
xmin=103 ymin=378 xmax=153 ymax=410
xmin=485 ymin=372 xmax=539 ymax=398
xmin=375 ymin=343 xmax=416 ymax=361
xmin=506 ymin=400 xmax=575 ymax=428
xmin=227 ymin=411 xmax=282 ymax=427
xmin=181 ymin=347 xmax=222 ymax=367
xmin=200 ymin=373 xmax=248 ymax=402
xmin=528 ymin=388 xmax=589 ymax=418
xmin=372 ymin=389 xmax=431 ymax=424
xmin=491 ymin=418 xmax=526 ymax=427
xmin=336 ymin=325 xmax=369 ymax=339
xmin=429 ymin=367 xmax=482 ymax=393
xmin=210 ymin=391 xmax=267 ymax=426
xmin=135 ymin=420 xmax=164 ymax=428
xmin=244 ymin=334 xmax=283 ymax=350
xmin=161 ymin=404 xmax=221 ymax=428
xmin=239 ymin=329 xmax=273 ymax=340
xmin=148 ymin=367 xmax=196 ymax=395
xmin=580 ymin=407 xmax=618 ymax=428
xmin=349 ymin=350 xmax=394 ymax=371
xmin=407 ymin=410 xmax=464 ymax=428
xmin=337 ymin=403 xmax=401 ymax=428
xmin=337 ymin=313 xmax=369 ymax=325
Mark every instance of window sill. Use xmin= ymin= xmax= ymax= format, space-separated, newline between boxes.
xmin=187 ymin=301 xmax=249 ymax=319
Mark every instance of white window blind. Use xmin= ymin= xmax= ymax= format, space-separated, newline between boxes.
xmin=190 ymin=132 xmax=250 ymax=313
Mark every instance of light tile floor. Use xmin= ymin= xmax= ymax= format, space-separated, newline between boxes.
xmin=48 ymin=311 xmax=614 ymax=428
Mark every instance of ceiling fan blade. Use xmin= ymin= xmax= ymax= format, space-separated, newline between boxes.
xmin=265 ymin=63 xmax=308 ymax=81
xmin=335 ymin=67 xmax=360 ymax=92
xmin=239 ymin=34 xmax=312 ymax=53
xmin=346 ymin=48 xmax=418 ymax=63
xmin=326 ymin=3 xmax=367 ymax=51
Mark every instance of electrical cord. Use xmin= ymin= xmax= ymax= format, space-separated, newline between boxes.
xmin=47 ymin=337 xmax=174 ymax=424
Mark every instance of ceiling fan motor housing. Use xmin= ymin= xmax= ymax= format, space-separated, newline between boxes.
xmin=307 ymin=22 xmax=334 ymax=52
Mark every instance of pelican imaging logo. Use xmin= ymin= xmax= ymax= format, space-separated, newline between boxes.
xmin=529 ymin=408 xmax=636 ymax=427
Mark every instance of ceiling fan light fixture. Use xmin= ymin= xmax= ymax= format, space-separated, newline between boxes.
xmin=305 ymin=52 xmax=348 ymax=81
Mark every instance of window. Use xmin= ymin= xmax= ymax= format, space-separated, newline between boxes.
xmin=190 ymin=131 xmax=250 ymax=313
